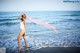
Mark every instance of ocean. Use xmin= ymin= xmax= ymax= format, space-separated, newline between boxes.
xmin=0 ymin=11 xmax=80 ymax=52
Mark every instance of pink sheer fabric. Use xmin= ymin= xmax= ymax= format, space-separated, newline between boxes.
xmin=27 ymin=15 xmax=59 ymax=32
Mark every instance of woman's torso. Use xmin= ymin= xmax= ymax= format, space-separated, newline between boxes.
xmin=20 ymin=21 xmax=25 ymax=30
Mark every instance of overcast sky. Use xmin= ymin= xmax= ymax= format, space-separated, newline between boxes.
xmin=0 ymin=0 xmax=80 ymax=11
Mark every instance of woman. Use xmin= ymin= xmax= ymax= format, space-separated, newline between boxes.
xmin=17 ymin=14 xmax=27 ymax=51
xmin=17 ymin=13 xmax=59 ymax=51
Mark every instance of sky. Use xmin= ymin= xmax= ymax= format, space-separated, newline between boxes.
xmin=0 ymin=0 xmax=80 ymax=11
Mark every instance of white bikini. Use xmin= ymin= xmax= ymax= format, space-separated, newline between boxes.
xmin=20 ymin=22 xmax=25 ymax=30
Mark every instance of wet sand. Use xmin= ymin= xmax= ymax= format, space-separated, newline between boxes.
xmin=6 ymin=47 xmax=80 ymax=53
xmin=28 ymin=47 xmax=80 ymax=53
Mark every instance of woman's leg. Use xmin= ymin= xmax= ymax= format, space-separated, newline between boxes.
xmin=17 ymin=30 xmax=25 ymax=50
xmin=23 ymin=33 xmax=27 ymax=47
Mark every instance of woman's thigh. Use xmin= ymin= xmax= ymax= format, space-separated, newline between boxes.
xmin=18 ymin=30 xmax=25 ymax=38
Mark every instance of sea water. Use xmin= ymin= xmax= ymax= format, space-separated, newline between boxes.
xmin=0 ymin=11 xmax=80 ymax=52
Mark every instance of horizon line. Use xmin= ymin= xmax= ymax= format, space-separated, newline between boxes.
xmin=0 ymin=10 xmax=80 ymax=12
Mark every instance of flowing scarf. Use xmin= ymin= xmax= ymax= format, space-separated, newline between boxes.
xmin=27 ymin=15 xmax=59 ymax=32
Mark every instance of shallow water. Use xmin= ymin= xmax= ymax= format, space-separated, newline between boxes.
xmin=0 ymin=11 xmax=80 ymax=52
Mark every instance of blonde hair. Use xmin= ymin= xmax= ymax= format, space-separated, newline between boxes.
xmin=18 ymin=16 xmax=21 ymax=20
xmin=18 ymin=14 xmax=27 ymax=20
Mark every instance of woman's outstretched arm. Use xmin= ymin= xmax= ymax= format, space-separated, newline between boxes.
xmin=26 ymin=14 xmax=59 ymax=32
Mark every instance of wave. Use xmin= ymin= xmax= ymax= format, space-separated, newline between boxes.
xmin=58 ymin=19 xmax=80 ymax=22
xmin=60 ymin=15 xmax=80 ymax=16
xmin=67 ymin=19 xmax=80 ymax=21
xmin=0 ymin=18 xmax=17 ymax=22
xmin=0 ymin=22 xmax=19 ymax=26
